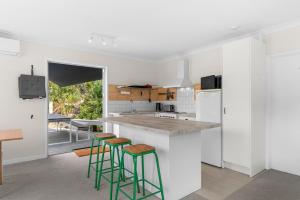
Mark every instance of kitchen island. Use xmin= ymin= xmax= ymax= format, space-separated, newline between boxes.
xmin=103 ymin=115 xmax=220 ymax=200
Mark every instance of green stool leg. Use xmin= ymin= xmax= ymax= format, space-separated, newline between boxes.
xmin=133 ymin=156 xmax=138 ymax=200
xmin=97 ymin=144 xmax=107 ymax=190
xmin=136 ymin=158 xmax=141 ymax=194
xmin=115 ymin=149 xmax=164 ymax=200
xmin=141 ymin=155 xmax=145 ymax=196
xmin=94 ymin=140 xmax=101 ymax=188
xmin=109 ymin=146 xmax=116 ymax=200
xmin=87 ymin=138 xmax=94 ymax=178
xmin=116 ymin=145 xmax=124 ymax=181
xmin=121 ymin=145 xmax=126 ymax=182
xmin=154 ymin=152 xmax=165 ymax=200
xmin=115 ymin=151 xmax=125 ymax=200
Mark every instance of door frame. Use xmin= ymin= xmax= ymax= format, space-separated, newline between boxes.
xmin=45 ymin=59 xmax=108 ymax=156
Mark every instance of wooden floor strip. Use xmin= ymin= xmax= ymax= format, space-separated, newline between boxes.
xmin=74 ymin=146 xmax=110 ymax=157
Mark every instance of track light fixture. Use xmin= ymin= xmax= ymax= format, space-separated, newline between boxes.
xmin=88 ymin=33 xmax=117 ymax=47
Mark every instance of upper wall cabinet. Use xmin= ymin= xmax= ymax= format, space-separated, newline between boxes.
xmin=109 ymin=85 xmax=150 ymax=101
xmin=150 ymin=89 xmax=159 ymax=101
xmin=108 ymin=85 xmax=177 ymax=101
xmin=222 ymin=37 xmax=266 ymax=177
xmin=109 ymin=85 xmax=131 ymax=101
xmin=131 ymin=88 xmax=151 ymax=101
xmin=156 ymin=88 xmax=177 ymax=101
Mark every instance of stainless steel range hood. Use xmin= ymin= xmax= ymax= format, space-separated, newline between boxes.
xmin=163 ymin=59 xmax=193 ymax=88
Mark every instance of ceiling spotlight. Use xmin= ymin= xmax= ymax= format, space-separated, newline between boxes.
xmin=88 ymin=33 xmax=117 ymax=47
xmin=88 ymin=36 xmax=93 ymax=43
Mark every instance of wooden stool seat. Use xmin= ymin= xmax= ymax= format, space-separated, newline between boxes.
xmin=94 ymin=133 xmax=116 ymax=139
xmin=115 ymin=143 xmax=165 ymax=199
xmin=123 ymin=144 xmax=155 ymax=155
xmin=105 ymin=137 xmax=131 ymax=146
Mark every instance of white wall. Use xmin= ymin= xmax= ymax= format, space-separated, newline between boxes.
xmin=156 ymin=24 xmax=300 ymax=86
xmin=155 ymin=24 xmax=300 ymax=176
xmin=267 ymin=52 xmax=300 ymax=176
xmin=0 ymin=41 xmax=159 ymax=164
xmin=3 ymin=22 xmax=300 ymax=171
xmin=265 ymin=25 xmax=300 ymax=55
xmin=156 ymin=47 xmax=223 ymax=85
xmin=264 ymin=25 xmax=300 ymax=176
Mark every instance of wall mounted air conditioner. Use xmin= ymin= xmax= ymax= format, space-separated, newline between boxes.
xmin=0 ymin=37 xmax=20 ymax=56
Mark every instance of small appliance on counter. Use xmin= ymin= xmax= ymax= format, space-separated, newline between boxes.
xmin=158 ymin=112 xmax=177 ymax=119
xmin=163 ymin=104 xmax=175 ymax=112
xmin=156 ymin=103 xmax=163 ymax=112
xmin=201 ymin=75 xmax=222 ymax=90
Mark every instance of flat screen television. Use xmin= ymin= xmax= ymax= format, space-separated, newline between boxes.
xmin=18 ymin=74 xmax=46 ymax=99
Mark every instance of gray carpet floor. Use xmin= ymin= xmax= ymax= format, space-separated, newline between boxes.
xmin=183 ymin=193 xmax=209 ymax=200
xmin=1 ymin=153 xmax=300 ymax=200
xmin=0 ymin=153 xmax=129 ymax=200
xmin=225 ymin=170 xmax=300 ymax=200
xmin=0 ymin=153 xmax=207 ymax=200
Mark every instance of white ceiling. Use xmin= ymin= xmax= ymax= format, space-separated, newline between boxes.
xmin=1 ymin=0 xmax=300 ymax=60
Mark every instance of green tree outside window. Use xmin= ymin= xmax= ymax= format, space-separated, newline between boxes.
xmin=49 ymin=80 xmax=102 ymax=120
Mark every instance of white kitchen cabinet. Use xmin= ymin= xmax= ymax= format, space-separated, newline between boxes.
xmin=222 ymin=37 xmax=266 ymax=177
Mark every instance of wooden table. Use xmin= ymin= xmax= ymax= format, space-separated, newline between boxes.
xmin=0 ymin=129 xmax=23 ymax=185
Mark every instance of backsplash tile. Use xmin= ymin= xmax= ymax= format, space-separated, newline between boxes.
xmin=108 ymin=88 xmax=195 ymax=114
xmin=175 ymin=88 xmax=195 ymax=113
xmin=157 ymin=88 xmax=195 ymax=113
xmin=108 ymin=101 xmax=155 ymax=113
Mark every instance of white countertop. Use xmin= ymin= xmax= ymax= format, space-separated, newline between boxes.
xmin=102 ymin=115 xmax=220 ymax=136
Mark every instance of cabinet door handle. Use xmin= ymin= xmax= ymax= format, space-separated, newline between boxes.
xmin=224 ymin=107 xmax=226 ymax=115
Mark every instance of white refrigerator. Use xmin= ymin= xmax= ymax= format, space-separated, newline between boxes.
xmin=196 ymin=89 xmax=223 ymax=167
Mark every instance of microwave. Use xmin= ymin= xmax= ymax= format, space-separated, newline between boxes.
xmin=201 ymin=75 xmax=222 ymax=90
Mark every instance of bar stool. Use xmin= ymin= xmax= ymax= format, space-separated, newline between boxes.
xmin=87 ymin=132 xmax=116 ymax=188
xmin=115 ymin=144 xmax=165 ymax=200
xmin=97 ymin=137 xmax=132 ymax=200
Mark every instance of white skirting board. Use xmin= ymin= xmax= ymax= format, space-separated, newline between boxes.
xmin=224 ymin=161 xmax=250 ymax=176
xmin=3 ymin=154 xmax=47 ymax=165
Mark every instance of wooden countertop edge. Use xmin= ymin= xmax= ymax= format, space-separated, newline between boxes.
xmin=103 ymin=119 xmax=172 ymax=135
xmin=102 ymin=117 xmax=220 ymax=137
xmin=0 ymin=129 xmax=23 ymax=142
